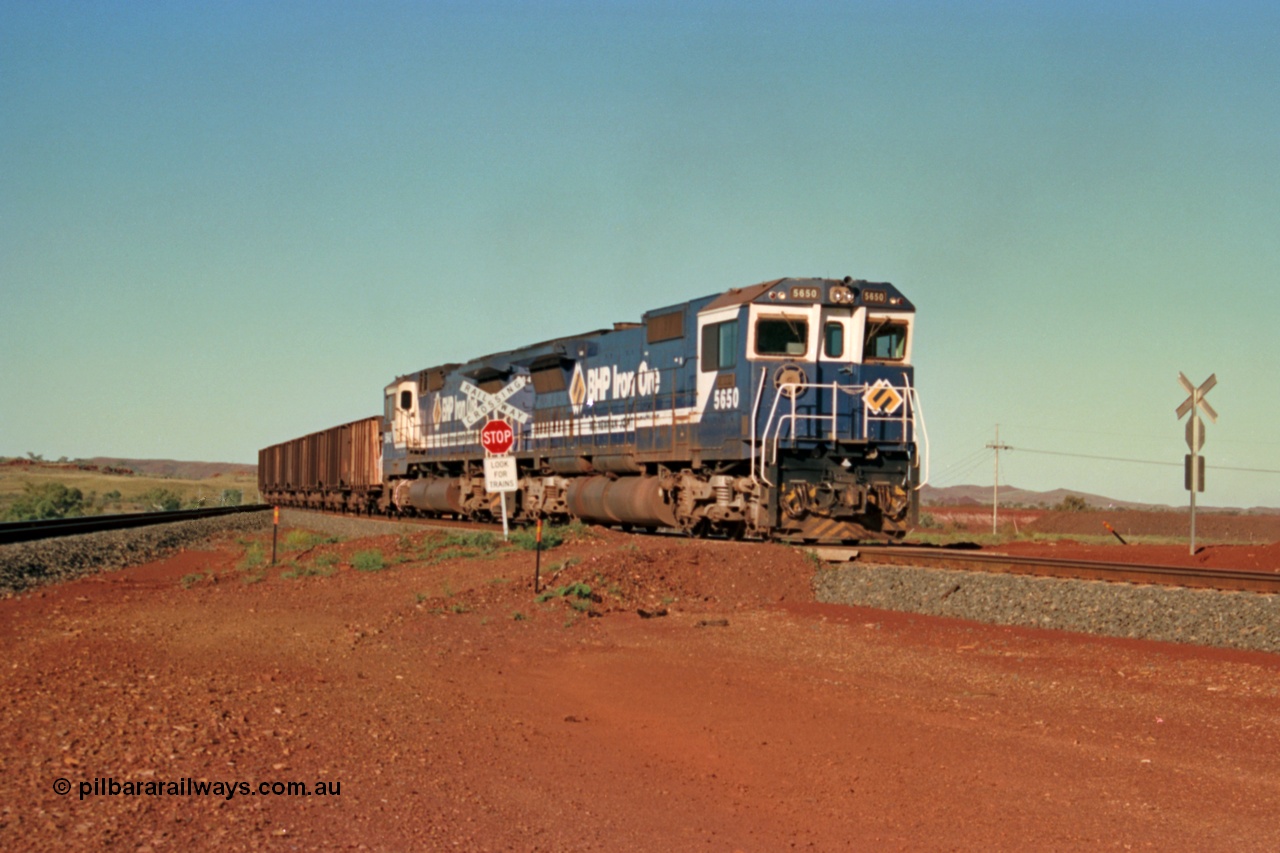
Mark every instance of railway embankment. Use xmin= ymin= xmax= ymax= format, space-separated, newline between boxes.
xmin=815 ymin=561 xmax=1279 ymax=653
xmin=0 ymin=511 xmax=272 ymax=595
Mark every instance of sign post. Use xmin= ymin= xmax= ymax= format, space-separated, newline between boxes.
xmin=534 ymin=517 xmax=543 ymax=594
xmin=480 ymin=419 xmax=517 ymax=540
xmin=1176 ymin=372 xmax=1217 ymax=555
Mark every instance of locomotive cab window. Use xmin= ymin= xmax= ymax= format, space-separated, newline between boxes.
xmin=399 ymin=389 xmax=414 ymax=410
xmin=755 ymin=317 xmax=808 ymax=357
xmin=701 ymin=320 xmax=739 ymax=372
xmin=863 ymin=318 xmax=908 ymax=361
xmin=823 ymin=322 xmax=844 ymax=358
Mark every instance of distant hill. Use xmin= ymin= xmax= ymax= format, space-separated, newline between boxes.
xmin=2 ymin=457 xmax=256 ymax=480
xmin=920 ymin=484 xmax=1152 ymax=510
xmin=921 ymin=484 xmax=1279 ymax=514
xmin=83 ymin=458 xmax=256 ymax=479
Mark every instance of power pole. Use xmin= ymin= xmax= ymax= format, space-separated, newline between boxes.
xmin=987 ymin=425 xmax=1013 ymax=535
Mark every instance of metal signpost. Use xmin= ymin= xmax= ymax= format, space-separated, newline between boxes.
xmin=1176 ymin=373 xmax=1217 ymax=555
xmin=480 ymin=419 xmax=517 ymax=540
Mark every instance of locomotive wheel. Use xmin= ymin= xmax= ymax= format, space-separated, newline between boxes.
xmin=685 ymin=519 xmax=711 ymax=538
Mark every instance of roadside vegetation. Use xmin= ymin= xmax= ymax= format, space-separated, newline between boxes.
xmin=215 ymin=521 xmax=590 ymax=590
xmin=0 ymin=462 xmax=256 ymax=521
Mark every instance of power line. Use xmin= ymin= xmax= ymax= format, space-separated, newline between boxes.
xmin=1212 ymin=463 xmax=1280 ymax=475
xmin=931 ymin=446 xmax=994 ymax=486
xmin=1011 ymin=446 xmax=1280 ymax=475
xmin=1006 ymin=423 xmax=1280 ymax=449
xmin=933 ymin=456 xmax=993 ymax=487
xmin=1014 ymin=448 xmax=1177 ymax=467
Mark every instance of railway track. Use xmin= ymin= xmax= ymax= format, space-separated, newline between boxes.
xmin=288 ymin=508 xmax=1280 ymax=596
xmin=0 ymin=505 xmax=271 ymax=545
xmin=816 ymin=544 xmax=1280 ymax=595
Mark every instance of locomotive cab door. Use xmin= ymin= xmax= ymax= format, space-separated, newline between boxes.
xmin=387 ymin=378 xmax=423 ymax=451
xmin=818 ymin=307 xmax=864 ymax=368
xmin=695 ymin=304 xmax=745 ymax=422
xmin=814 ymin=306 xmax=862 ymax=442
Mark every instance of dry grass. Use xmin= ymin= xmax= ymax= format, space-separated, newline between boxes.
xmin=0 ymin=464 xmax=259 ymax=515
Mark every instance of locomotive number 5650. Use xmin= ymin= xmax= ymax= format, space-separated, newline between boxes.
xmin=713 ymin=387 xmax=740 ymax=410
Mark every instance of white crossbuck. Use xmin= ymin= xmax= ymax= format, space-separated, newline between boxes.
xmin=458 ymin=376 xmax=531 ymax=428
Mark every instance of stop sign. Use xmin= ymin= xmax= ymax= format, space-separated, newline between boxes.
xmin=480 ymin=419 xmax=514 ymax=455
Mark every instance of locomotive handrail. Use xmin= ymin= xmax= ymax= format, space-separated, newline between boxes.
xmin=749 ymin=366 xmax=768 ymax=484
xmin=756 ymin=378 xmax=921 ymax=485
xmin=908 ymin=383 xmax=930 ymax=489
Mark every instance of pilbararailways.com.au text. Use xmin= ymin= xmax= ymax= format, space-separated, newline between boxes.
xmin=55 ymin=776 xmax=342 ymax=801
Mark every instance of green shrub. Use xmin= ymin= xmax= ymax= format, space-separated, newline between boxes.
xmin=281 ymin=562 xmax=335 ymax=579
xmin=3 ymin=481 xmax=86 ymax=521
xmin=283 ymin=530 xmax=340 ymax=551
xmin=138 ymin=487 xmax=183 ymax=512
xmin=419 ymin=531 xmax=498 ymax=564
xmin=1055 ymin=495 xmax=1090 ymax=512
xmin=352 ymin=550 xmax=386 ymax=572
xmin=509 ymin=527 xmax=554 ymax=550
xmin=238 ymin=541 xmax=266 ymax=571
xmin=536 ymin=581 xmax=593 ymax=604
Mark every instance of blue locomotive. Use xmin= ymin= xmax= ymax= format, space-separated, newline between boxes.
xmin=261 ymin=276 xmax=928 ymax=543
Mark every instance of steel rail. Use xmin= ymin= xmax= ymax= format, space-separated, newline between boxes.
xmin=826 ymin=545 xmax=1280 ymax=595
xmin=0 ymin=505 xmax=271 ymax=545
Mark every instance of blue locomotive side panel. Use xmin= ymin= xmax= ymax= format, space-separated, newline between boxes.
xmin=384 ymin=295 xmax=725 ymax=470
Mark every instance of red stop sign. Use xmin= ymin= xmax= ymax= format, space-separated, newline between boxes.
xmin=480 ymin=419 xmax=514 ymax=454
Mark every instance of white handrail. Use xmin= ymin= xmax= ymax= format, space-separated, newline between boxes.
xmin=907 ymin=381 xmax=930 ymax=489
xmin=749 ymin=366 xmax=768 ymax=484
xmin=755 ymin=378 xmax=922 ymax=486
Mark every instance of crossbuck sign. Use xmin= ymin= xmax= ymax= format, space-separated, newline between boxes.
xmin=1176 ymin=372 xmax=1217 ymax=455
xmin=1176 ymin=372 xmax=1217 ymax=554
xmin=459 ymin=376 xmax=531 ymax=428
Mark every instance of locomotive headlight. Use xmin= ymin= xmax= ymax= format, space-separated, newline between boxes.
xmin=829 ymin=285 xmax=855 ymax=304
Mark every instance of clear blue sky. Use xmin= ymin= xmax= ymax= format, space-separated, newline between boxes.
xmin=3 ymin=1 xmax=1277 ymax=508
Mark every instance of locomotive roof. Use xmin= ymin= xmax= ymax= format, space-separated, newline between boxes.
xmin=395 ymin=276 xmax=910 ymax=384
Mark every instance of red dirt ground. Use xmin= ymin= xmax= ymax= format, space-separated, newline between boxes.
xmin=930 ymin=506 xmax=1280 ymax=572
xmin=928 ymin=505 xmax=1280 ymax=544
xmin=2 ymin=522 xmax=1279 ymax=851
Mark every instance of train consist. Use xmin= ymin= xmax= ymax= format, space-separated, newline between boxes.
xmin=259 ymin=276 xmax=928 ymax=543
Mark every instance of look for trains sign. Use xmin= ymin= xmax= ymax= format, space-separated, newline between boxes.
xmin=480 ymin=419 xmax=515 ymax=455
